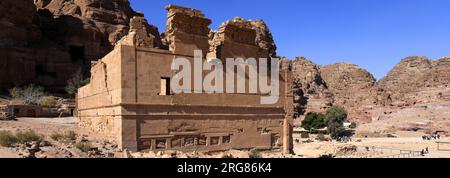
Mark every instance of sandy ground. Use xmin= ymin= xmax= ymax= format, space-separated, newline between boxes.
xmin=0 ymin=117 xmax=114 ymax=140
xmin=356 ymin=102 xmax=450 ymax=137
xmin=294 ymin=137 xmax=450 ymax=158
xmin=0 ymin=117 xmax=118 ymax=158
xmin=0 ymin=148 xmax=20 ymax=158
xmin=2 ymin=117 xmax=450 ymax=158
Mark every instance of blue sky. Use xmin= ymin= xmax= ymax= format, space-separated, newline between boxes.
xmin=130 ymin=0 xmax=450 ymax=79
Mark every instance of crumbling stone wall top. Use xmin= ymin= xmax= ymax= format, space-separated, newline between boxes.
xmin=216 ymin=17 xmax=258 ymax=45
xmin=165 ymin=4 xmax=206 ymax=18
xmin=165 ymin=4 xmax=211 ymax=36
xmin=128 ymin=14 xmax=164 ymax=48
xmin=164 ymin=4 xmax=212 ymax=55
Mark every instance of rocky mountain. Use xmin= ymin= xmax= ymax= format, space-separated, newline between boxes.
xmin=320 ymin=62 xmax=378 ymax=108
xmin=287 ymin=56 xmax=450 ymax=123
xmin=378 ymin=56 xmax=450 ymax=106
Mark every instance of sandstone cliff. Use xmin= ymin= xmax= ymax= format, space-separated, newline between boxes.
xmin=0 ymin=0 xmax=163 ymax=91
xmin=35 ymin=0 xmax=138 ymax=58
xmin=0 ymin=0 xmax=41 ymax=47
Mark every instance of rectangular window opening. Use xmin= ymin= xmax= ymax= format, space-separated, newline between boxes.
xmin=160 ymin=77 xmax=171 ymax=96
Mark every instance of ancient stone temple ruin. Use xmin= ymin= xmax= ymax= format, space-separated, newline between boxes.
xmin=77 ymin=5 xmax=294 ymax=153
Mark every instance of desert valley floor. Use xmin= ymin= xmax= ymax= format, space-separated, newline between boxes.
xmin=1 ymin=116 xmax=449 ymax=158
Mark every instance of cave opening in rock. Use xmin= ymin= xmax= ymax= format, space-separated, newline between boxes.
xmin=69 ymin=45 xmax=85 ymax=63
xmin=35 ymin=64 xmax=45 ymax=76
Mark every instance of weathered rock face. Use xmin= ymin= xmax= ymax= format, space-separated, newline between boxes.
xmin=0 ymin=0 xmax=159 ymax=91
xmin=378 ymin=56 xmax=431 ymax=103
xmin=0 ymin=0 xmax=41 ymax=47
xmin=250 ymin=20 xmax=277 ymax=58
xmin=320 ymin=63 xmax=378 ymax=108
xmin=378 ymin=56 xmax=450 ymax=105
xmin=290 ymin=57 xmax=333 ymax=117
xmin=291 ymin=57 xmax=327 ymax=95
xmin=423 ymin=57 xmax=450 ymax=88
xmin=36 ymin=0 xmax=138 ymax=58
xmin=318 ymin=63 xmax=379 ymax=122
xmin=36 ymin=0 xmax=135 ymax=38
xmin=289 ymin=56 xmax=450 ymax=123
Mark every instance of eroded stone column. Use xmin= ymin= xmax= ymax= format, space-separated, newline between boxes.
xmin=165 ymin=5 xmax=212 ymax=56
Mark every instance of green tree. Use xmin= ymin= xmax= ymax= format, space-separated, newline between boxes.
xmin=325 ymin=106 xmax=348 ymax=139
xmin=301 ymin=112 xmax=326 ymax=131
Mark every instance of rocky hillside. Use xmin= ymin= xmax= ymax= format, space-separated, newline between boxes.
xmin=287 ymin=56 xmax=450 ymax=123
xmin=378 ymin=56 xmax=450 ymax=106
xmin=320 ymin=62 xmax=378 ymax=108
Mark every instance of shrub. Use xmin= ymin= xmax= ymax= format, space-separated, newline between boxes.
xmin=75 ymin=141 xmax=92 ymax=153
xmin=15 ymin=130 xmax=43 ymax=144
xmin=301 ymin=112 xmax=326 ymax=131
xmin=41 ymin=96 xmax=58 ymax=107
xmin=65 ymin=131 xmax=77 ymax=141
xmin=249 ymin=148 xmax=262 ymax=158
xmin=9 ymin=87 xmax=23 ymax=99
xmin=50 ymin=133 xmax=64 ymax=141
xmin=50 ymin=131 xmax=77 ymax=142
xmin=9 ymin=84 xmax=45 ymax=105
xmin=325 ymin=106 xmax=348 ymax=139
xmin=349 ymin=122 xmax=357 ymax=129
xmin=0 ymin=131 xmax=18 ymax=147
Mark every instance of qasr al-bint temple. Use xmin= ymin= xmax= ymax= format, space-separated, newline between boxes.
xmin=77 ymin=5 xmax=294 ymax=153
